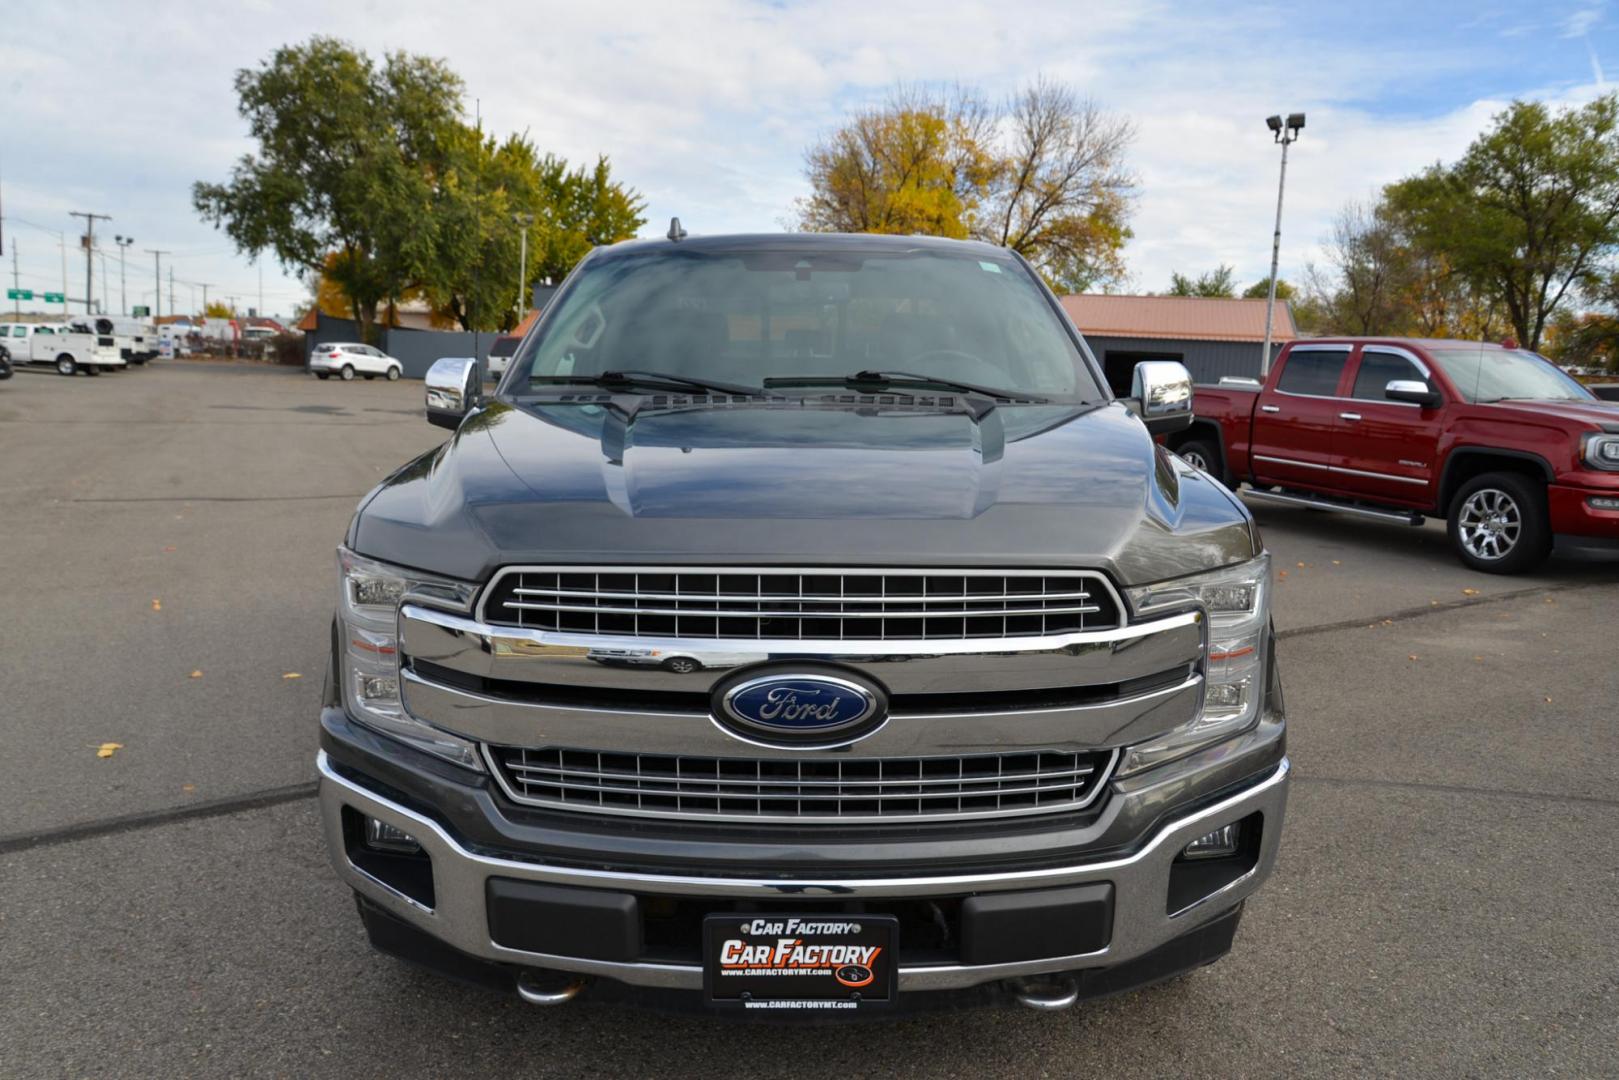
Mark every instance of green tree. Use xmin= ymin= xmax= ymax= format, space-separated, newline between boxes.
xmin=1386 ymin=95 xmax=1619 ymax=350
xmin=1242 ymin=276 xmax=1295 ymax=300
xmin=193 ymin=37 xmax=463 ymax=343
xmin=796 ymin=81 xmax=1134 ymax=290
xmin=425 ymin=133 xmax=645 ymax=333
xmin=1167 ymin=265 xmax=1236 ymax=297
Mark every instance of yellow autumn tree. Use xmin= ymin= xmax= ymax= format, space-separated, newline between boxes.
xmin=796 ymin=80 xmax=1135 ymax=292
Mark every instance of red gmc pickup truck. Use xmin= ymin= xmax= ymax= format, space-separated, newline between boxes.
xmin=1177 ymin=338 xmax=1619 ymax=573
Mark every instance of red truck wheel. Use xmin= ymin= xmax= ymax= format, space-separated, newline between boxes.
xmin=1447 ymin=472 xmax=1550 ymax=574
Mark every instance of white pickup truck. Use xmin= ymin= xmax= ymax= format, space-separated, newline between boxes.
xmin=0 ymin=320 xmax=127 ymax=376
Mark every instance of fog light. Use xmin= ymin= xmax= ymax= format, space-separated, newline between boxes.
xmin=364 ymin=817 xmax=421 ymax=854
xmin=358 ymin=673 xmax=399 ymax=702
xmin=1182 ymin=823 xmax=1240 ymax=860
xmin=1588 ymin=496 xmax=1619 ymax=511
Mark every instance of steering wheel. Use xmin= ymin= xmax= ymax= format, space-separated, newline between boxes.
xmin=906 ymin=349 xmax=1007 ymax=386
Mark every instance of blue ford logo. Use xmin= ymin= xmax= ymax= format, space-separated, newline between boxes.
xmin=717 ymin=673 xmax=883 ymax=745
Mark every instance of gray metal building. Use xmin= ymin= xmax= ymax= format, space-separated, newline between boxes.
xmin=1059 ymin=295 xmax=1298 ymax=394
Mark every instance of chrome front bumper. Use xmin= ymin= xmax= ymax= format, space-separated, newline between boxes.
xmin=318 ymin=751 xmax=1290 ymax=992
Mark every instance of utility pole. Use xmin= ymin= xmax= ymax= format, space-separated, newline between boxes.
xmin=199 ymin=283 xmax=212 ymax=317
xmin=257 ymin=259 xmax=263 ymax=319
xmin=1259 ymin=113 xmax=1304 ymax=378
xmin=59 ymin=233 xmax=68 ymax=316
xmin=115 ymin=236 xmax=134 ymax=315
xmin=146 ymin=249 xmax=168 ymax=322
xmin=169 ymin=268 xmax=175 ymax=316
xmin=10 ymin=241 xmax=18 ymax=320
xmin=68 ymin=211 xmax=111 ymax=316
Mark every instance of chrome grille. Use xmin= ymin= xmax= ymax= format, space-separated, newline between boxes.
xmin=488 ymin=746 xmax=1118 ymax=822
xmin=479 ymin=567 xmax=1121 ymax=640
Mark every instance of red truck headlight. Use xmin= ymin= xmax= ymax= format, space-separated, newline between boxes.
xmin=1582 ymin=433 xmax=1619 ymax=471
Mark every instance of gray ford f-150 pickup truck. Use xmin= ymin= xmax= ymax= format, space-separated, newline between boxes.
xmin=318 ymin=230 xmax=1290 ymax=1016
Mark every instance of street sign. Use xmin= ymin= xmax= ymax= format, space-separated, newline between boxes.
xmin=43 ymin=292 xmax=64 ymax=304
xmin=133 ymin=305 xmax=150 ymax=317
xmin=6 ymin=288 xmax=33 ymax=300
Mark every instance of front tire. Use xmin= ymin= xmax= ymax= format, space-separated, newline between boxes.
xmin=56 ymin=354 xmax=78 ymax=376
xmin=340 ymin=364 xmax=355 ymax=381
xmin=386 ymin=366 xmax=401 ymax=381
xmin=661 ymin=656 xmax=701 ymax=674
xmin=1448 ymin=472 xmax=1550 ymax=574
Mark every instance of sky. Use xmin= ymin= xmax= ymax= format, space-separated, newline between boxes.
xmin=1 ymin=0 xmax=1614 ymax=321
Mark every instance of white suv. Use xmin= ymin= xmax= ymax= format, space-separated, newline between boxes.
xmin=309 ymin=343 xmax=403 ymax=381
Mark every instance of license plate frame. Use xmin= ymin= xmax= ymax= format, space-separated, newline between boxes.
xmin=702 ymin=914 xmax=898 ymax=1013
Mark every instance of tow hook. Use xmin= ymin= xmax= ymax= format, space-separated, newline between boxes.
xmin=1010 ymin=974 xmax=1080 ymax=1011
xmin=516 ymin=971 xmax=587 ymax=1006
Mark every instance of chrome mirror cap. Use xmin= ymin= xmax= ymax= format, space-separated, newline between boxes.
xmin=426 ymin=357 xmax=480 ymax=430
xmin=1131 ymin=360 xmax=1195 ymax=434
xmin=1385 ymin=379 xmax=1441 ymax=408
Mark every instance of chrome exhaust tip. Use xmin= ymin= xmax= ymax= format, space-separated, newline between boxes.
xmin=516 ymin=971 xmax=587 ymax=1006
xmin=1011 ymin=975 xmax=1080 ymax=1011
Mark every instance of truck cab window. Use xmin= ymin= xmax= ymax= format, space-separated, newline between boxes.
xmin=1276 ymin=349 xmax=1349 ymax=396
xmin=1352 ymin=351 xmax=1428 ymax=401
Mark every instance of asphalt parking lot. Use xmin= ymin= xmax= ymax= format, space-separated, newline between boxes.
xmin=2 ymin=362 xmax=1616 ymax=1078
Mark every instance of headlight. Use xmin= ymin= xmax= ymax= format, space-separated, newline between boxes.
xmin=1119 ymin=553 xmax=1271 ymax=775
xmin=337 ymin=546 xmax=482 ymax=770
xmin=1583 ymin=433 xmax=1619 ymax=471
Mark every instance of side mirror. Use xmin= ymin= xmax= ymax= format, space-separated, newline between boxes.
xmin=1385 ymin=379 xmax=1441 ymax=408
xmin=425 ymin=357 xmax=481 ymax=430
xmin=1130 ymin=360 xmax=1195 ymax=435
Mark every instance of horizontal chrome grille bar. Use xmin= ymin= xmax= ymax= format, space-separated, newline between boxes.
xmin=478 ymin=566 xmax=1124 ymax=642
xmin=488 ymin=746 xmax=1119 ymax=823
xmin=501 ymin=762 xmax=1098 ymax=789
xmin=500 ymin=600 xmax=1104 ymax=618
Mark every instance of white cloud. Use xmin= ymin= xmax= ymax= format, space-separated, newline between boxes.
xmin=0 ymin=0 xmax=1611 ymax=316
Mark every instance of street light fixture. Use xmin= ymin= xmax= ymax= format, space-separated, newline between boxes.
xmin=513 ymin=212 xmax=535 ymax=318
xmin=114 ymin=235 xmax=134 ymax=315
xmin=1259 ymin=111 xmax=1305 ymax=377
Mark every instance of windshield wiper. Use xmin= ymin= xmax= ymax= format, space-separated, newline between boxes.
xmin=763 ymin=369 xmax=1050 ymax=404
xmin=529 ymin=370 xmax=759 ymax=396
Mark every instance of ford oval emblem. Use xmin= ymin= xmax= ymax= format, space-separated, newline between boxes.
xmin=716 ymin=672 xmax=883 ymax=746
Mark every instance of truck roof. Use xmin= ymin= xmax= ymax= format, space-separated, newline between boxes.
xmin=596 ymin=231 xmax=1016 ymax=261
xmin=1292 ymin=336 xmax=1518 ymax=352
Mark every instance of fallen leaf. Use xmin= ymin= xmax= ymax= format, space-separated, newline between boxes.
xmin=1473 ymin=655 xmax=1484 ymax=662
xmin=151 ymin=599 xmax=162 ymax=611
xmin=1408 ymin=654 xmax=1420 ymax=661
xmin=189 ymin=670 xmax=203 ymax=679
xmin=282 ymin=672 xmax=303 ymax=680
xmin=182 ymin=783 xmax=196 ymax=794
xmin=1331 ymin=560 xmax=1341 ymax=566
xmin=94 ymin=742 xmax=123 ymax=759
xmin=1277 ymin=570 xmax=1288 ymax=580
xmin=1296 ymin=561 xmax=1306 ymax=568
xmin=1544 ymin=696 xmax=1553 ymax=703
xmin=162 ymin=546 xmax=177 ymax=553
xmin=1462 ymin=588 xmax=1480 ymax=596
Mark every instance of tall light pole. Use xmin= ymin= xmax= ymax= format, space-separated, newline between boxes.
xmin=68 ymin=210 xmax=111 ymax=316
xmin=146 ymin=249 xmax=169 ymax=323
xmin=1259 ymin=113 xmax=1304 ymax=378
xmin=115 ymin=235 xmax=134 ymax=315
xmin=513 ymin=211 xmax=534 ymax=320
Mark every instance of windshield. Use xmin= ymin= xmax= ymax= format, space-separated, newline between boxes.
xmin=510 ymin=247 xmax=1098 ymax=399
xmin=1432 ymin=348 xmax=1594 ymax=403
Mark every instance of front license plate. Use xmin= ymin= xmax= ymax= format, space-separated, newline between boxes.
xmin=703 ymin=914 xmax=898 ymax=1012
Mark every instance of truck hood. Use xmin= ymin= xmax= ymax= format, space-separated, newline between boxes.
xmin=352 ymin=397 xmax=1257 ymax=587
xmin=1478 ymin=399 xmax=1619 ymax=429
